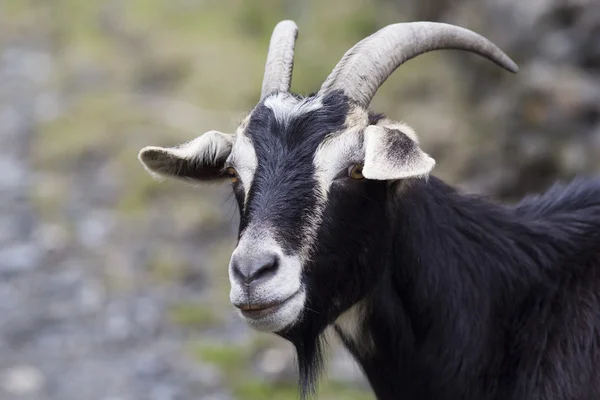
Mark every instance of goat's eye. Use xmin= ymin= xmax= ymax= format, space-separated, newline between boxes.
xmin=348 ymin=164 xmax=364 ymax=180
xmin=226 ymin=167 xmax=238 ymax=184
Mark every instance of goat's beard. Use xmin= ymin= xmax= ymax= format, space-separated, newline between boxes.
xmin=277 ymin=283 xmax=357 ymax=398
xmin=280 ymin=328 xmax=328 ymax=400
xmin=278 ymin=299 xmax=333 ymax=400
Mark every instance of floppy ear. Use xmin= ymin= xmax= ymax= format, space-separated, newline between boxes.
xmin=138 ymin=130 xmax=233 ymax=181
xmin=362 ymin=124 xmax=435 ymax=180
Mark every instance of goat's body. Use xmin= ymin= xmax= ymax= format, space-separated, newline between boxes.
xmin=337 ymin=177 xmax=600 ymax=400
xmin=138 ymin=19 xmax=599 ymax=399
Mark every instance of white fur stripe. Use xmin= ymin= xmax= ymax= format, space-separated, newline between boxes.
xmin=229 ymin=131 xmax=257 ymax=208
xmin=263 ymin=92 xmax=323 ymax=127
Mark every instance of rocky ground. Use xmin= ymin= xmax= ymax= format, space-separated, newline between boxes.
xmin=0 ymin=0 xmax=598 ymax=399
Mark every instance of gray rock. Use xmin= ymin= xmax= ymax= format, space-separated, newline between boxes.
xmin=0 ymin=365 xmax=45 ymax=396
xmin=0 ymin=242 xmax=42 ymax=276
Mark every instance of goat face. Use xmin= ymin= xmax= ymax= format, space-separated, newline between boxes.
xmin=138 ymin=20 xmax=516 ymax=339
xmin=138 ymin=90 xmax=435 ymax=334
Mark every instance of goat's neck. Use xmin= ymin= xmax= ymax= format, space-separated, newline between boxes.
xmin=341 ymin=176 xmax=580 ymax=399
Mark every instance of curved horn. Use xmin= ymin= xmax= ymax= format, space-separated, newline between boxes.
xmin=319 ymin=22 xmax=519 ymax=107
xmin=260 ymin=20 xmax=299 ymax=100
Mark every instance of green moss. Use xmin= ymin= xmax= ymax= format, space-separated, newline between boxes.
xmin=343 ymin=7 xmax=380 ymax=41
xmin=234 ymin=0 xmax=284 ymax=41
xmin=233 ymin=381 xmax=299 ymax=400
xmin=124 ymin=0 xmax=237 ymax=42
xmin=117 ymin=176 xmax=164 ymax=215
xmin=169 ymin=302 xmax=221 ymax=328
xmin=235 ymin=380 xmax=373 ymax=400
xmin=2 ymin=0 xmax=32 ymax=17
xmin=50 ymin=0 xmax=112 ymax=57
xmin=166 ymin=193 xmax=227 ymax=233
xmin=248 ymin=334 xmax=280 ymax=352
xmin=190 ymin=337 xmax=373 ymax=399
xmin=192 ymin=342 xmax=250 ymax=372
xmin=320 ymin=381 xmax=374 ymax=400
xmin=147 ymin=253 xmax=186 ymax=283
xmin=36 ymin=92 xmax=147 ymax=167
xmin=205 ymin=241 xmax=237 ymax=305
xmin=30 ymin=175 xmax=69 ymax=220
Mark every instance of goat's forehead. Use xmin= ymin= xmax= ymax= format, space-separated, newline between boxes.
xmin=262 ymin=93 xmax=324 ymax=127
xmin=233 ymin=92 xmax=368 ymax=156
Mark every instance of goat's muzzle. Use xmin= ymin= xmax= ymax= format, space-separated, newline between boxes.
xmin=228 ymin=227 xmax=306 ymax=332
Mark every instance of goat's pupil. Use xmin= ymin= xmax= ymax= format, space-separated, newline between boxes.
xmin=350 ymin=164 xmax=364 ymax=179
xmin=226 ymin=167 xmax=238 ymax=183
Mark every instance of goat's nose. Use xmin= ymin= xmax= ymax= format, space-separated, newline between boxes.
xmin=231 ymin=252 xmax=279 ymax=285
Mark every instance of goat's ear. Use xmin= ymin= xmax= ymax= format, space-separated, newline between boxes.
xmin=362 ymin=125 xmax=435 ymax=180
xmin=138 ymin=130 xmax=233 ymax=181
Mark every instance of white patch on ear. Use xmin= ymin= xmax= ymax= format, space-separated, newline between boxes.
xmin=263 ymin=92 xmax=323 ymax=127
xmin=362 ymin=125 xmax=435 ymax=181
xmin=138 ymin=130 xmax=233 ymax=180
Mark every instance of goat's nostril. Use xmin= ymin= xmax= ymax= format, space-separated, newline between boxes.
xmin=249 ymin=258 xmax=278 ymax=282
xmin=232 ymin=263 xmax=246 ymax=283
xmin=232 ymin=253 xmax=279 ymax=285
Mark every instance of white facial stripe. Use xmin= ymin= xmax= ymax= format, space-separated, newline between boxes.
xmin=229 ymin=224 xmax=305 ymax=332
xmin=313 ymin=106 xmax=369 ymax=197
xmin=314 ymin=129 xmax=363 ymax=193
xmin=294 ymin=107 xmax=369 ymax=263
xmin=236 ymin=112 xmax=251 ymax=133
xmin=228 ymin=132 xmax=257 ymax=207
xmin=309 ymin=130 xmax=364 ymax=261
xmin=263 ymin=92 xmax=323 ymax=127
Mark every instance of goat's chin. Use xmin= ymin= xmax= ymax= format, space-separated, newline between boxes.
xmin=240 ymin=289 xmax=306 ymax=333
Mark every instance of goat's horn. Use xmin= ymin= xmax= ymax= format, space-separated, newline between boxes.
xmin=319 ymin=22 xmax=518 ymax=107
xmin=260 ymin=20 xmax=299 ymax=100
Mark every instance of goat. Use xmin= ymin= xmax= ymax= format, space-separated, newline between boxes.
xmin=137 ymin=21 xmax=600 ymax=400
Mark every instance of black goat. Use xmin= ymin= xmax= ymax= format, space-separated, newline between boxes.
xmin=138 ymin=21 xmax=600 ymax=399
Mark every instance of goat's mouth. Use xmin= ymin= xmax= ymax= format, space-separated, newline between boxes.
xmin=239 ymin=303 xmax=283 ymax=319
xmin=233 ymin=289 xmax=306 ymax=332
xmin=236 ymin=290 xmax=302 ymax=319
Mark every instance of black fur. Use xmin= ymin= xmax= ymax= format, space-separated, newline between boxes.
xmin=340 ymin=176 xmax=600 ymax=399
xmin=231 ymin=96 xmax=600 ymax=399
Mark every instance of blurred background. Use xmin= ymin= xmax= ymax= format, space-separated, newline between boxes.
xmin=1 ymin=0 xmax=599 ymax=399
